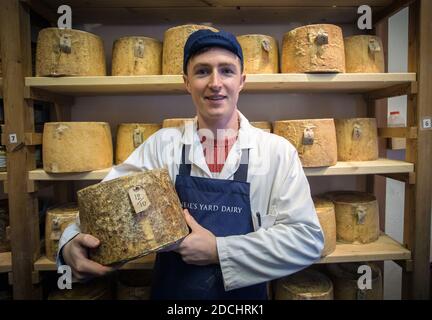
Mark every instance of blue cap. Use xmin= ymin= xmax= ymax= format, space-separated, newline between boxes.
xmin=183 ymin=29 xmax=244 ymax=74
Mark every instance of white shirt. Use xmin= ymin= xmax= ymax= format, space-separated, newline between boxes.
xmin=59 ymin=110 xmax=324 ymax=291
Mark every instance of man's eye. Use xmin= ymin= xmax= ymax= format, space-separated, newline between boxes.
xmin=195 ymin=69 xmax=209 ymax=75
xmin=221 ymin=68 xmax=235 ymax=75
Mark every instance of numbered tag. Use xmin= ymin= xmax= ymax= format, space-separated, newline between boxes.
xmin=133 ymin=128 xmax=143 ymax=148
xmin=128 ymin=185 xmax=151 ymax=214
xmin=134 ymin=40 xmax=145 ymax=58
xmin=261 ymin=39 xmax=271 ymax=52
xmin=302 ymin=126 xmax=316 ymax=145
xmin=9 ymin=134 xmax=17 ymax=144
xmin=59 ymin=34 xmax=72 ymax=54
xmin=353 ymin=124 xmax=362 ymax=140
xmin=422 ymin=117 xmax=432 ymax=130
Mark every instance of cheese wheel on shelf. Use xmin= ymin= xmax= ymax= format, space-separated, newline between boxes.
xmin=335 ymin=118 xmax=378 ymax=161
xmin=115 ymin=123 xmax=161 ymax=164
xmin=116 ymin=270 xmax=152 ymax=300
xmin=282 ymin=24 xmax=345 ymax=73
xmin=78 ymin=169 xmax=189 ymax=265
xmin=0 ymin=200 xmax=10 ymax=253
xmin=274 ymin=268 xmax=333 ymax=300
xmin=327 ymin=262 xmax=383 ymax=300
xmin=251 ymin=121 xmax=272 ymax=132
xmin=112 ymin=36 xmax=162 ymax=76
xmin=43 ymin=122 xmax=113 ymax=173
xmin=344 ymin=35 xmax=385 ymax=73
xmin=313 ymin=197 xmax=336 ymax=257
xmin=162 ymin=118 xmax=194 ymax=128
xmin=237 ymin=34 xmax=279 ymax=74
xmin=163 ymin=24 xmax=218 ymax=75
xmin=48 ymin=277 xmax=112 ymax=300
xmin=273 ymin=119 xmax=337 ymax=167
xmin=36 ymin=28 xmax=106 ymax=76
xmin=45 ymin=204 xmax=79 ymax=262
xmin=325 ymin=191 xmax=380 ymax=244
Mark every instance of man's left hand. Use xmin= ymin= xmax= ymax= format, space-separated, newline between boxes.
xmin=174 ymin=209 xmax=219 ymax=266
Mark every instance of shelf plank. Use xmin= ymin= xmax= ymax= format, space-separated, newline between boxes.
xmin=25 ymin=73 xmax=416 ymax=96
xmin=0 ymin=77 xmax=3 ymax=97
xmin=0 ymin=172 xmax=7 ymax=181
xmin=34 ymin=235 xmax=410 ymax=271
xmin=0 ymin=252 xmax=12 ymax=273
xmin=28 ymin=159 xmax=414 ymax=181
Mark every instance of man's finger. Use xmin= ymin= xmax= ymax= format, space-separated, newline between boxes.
xmin=75 ymin=258 xmax=114 ymax=277
xmin=76 ymin=234 xmax=100 ymax=249
xmin=183 ymin=209 xmax=201 ymax=231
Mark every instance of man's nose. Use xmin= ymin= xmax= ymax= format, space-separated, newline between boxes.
xmin=208 ymin=71 xmax=222 ymax=90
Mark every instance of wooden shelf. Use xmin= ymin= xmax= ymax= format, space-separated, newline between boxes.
xmin=0 ymin=77 xmax=3 ymax=97
xmin=25 ymin=73 xmax=416 ymax=96
xmin=28 ymin=159 xmax=414 ymax=181
xmin=34 ymin=235 xmax=410 ymax=271
xmin=0 ymin=252 xmax=12 ymax=273
xmin=0 ymin=172 xmax=7 ymax=181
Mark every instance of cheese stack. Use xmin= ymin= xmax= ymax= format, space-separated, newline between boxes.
xmin=43 ymin=122 xmax=113 ymax=173
xmin=344 ymin=35 xmax=385 ymax=73
xmin=115 ymin=123 xmax=161 ymax=164
xmin=112 ymin=36 xmax=162 ymax=76
xmin=237 ymin=35 xmax=279 ymax=74
xmin=45 ymin=204 xmax=79 ymax=261
xmin=162 ymin=24 xmax=218 ymax=74
xmin=78 ymin=169 xmax=189 ymax=265
xmin=48 ymin=277 xmax=112 ymax=300
xmin=327 ymin=263 xmax=383 ymax=300
xmin=162 ymin=118 xmax=194 ymax=128
xmin=273 ymin=119 xmax=337 ymax=167
xmin=251 ymin=121 xmax=272 ymax=132
xmin=325 ymin=191 xmax=379 ymax=244
xmin=36 ymin=28 xmax=106 ymax=76
xmin=274 ymin=269 xmax=333 ymax=300
xmin=116 ymin=270 xmax=152 ymax=300
xmin=335 ymin=118 xmax=378 ymax=161
xmin=0 ymin=200 xmax=10 ymax=253
xmin=313 ymin=197 xmax=336 ymax=257
xmin=282 ymin=24 xmax=345 ymax=73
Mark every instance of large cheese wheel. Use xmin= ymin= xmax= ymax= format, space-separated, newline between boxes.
xmin=237 ymin=34 xmax=279 ymax=74
xmin=274 ymin=269 xmax=333 ymax=300
xmin=313 ymin=197 xmax=336 ymax=257
xmin=45 ymin=204 xmax=79 ymax=261
xmin=36 ymin=28 xmax=106 ymax=76
xmin=78 ymin=169 xmax=189 ymax=265
xmin=0 ymin=200 xmax=9 ymax=253
xmin=325 ymin=191 xmax=379 ymax=244
xmin=327 ymin=262 xmax=383 ymax=300
xmin=112 ymin=36 xmax=162 ymax=76
xmin=273 ymin=119 xmax=337 ymax=167
xmin=162 ymin=118 xmax=194 ymax=128
xmin=43 ymin=122 xmax=113 ymax=173
xmin=116 ymin=270 xmax=152 ymax=300
xmin=115 ymin=123 xmax=161 ymax=164
xmin=162 ymin=24 xmax=218 ymax=75
xmin=344 ymin=35 xmax=385 ymax=73
xmin=335 ymin=118 xmax=378 ymax=161
xmin=282 ymin=24 xmax=345 ymax=73
xmin=251 ymin=121 xmax=272 ymax=132
xmin=48 ymin=277 xmax=112 ymax=300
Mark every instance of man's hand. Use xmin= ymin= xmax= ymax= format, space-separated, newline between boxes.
xmin=62 ymin=233 xmax=115 ymax=281
xmin=174 ymin=209 xmax=219 ymax=266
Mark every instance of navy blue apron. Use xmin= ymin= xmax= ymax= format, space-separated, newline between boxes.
xmin=151 ymin=145 xmax=267 ymax=300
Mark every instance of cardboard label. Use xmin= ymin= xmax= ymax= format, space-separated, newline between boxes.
xmin=128 ymin=185 xmax=151 ymax=214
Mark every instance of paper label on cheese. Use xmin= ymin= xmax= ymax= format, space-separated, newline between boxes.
xmin=128 ymin=185 xmax=151 ymax=214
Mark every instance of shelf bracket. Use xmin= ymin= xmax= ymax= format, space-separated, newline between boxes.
xmin=366 ymin=82 xmax=417 ymax=101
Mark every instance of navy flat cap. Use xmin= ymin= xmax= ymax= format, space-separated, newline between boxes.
xmin=183 ymin=29 xmax=244 ymax=74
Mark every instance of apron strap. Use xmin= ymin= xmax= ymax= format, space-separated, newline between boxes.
xmin=179 ymin=145 xmax=249 ymax=182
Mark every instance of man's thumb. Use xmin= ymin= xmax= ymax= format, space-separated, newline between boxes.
xmin=184 ymin=209 xmax=200 ymax=230
xmin=78 ymin=234 xmax=100 ymax=248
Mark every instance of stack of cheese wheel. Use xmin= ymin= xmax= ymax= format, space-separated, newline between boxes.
xmin=36 ymin=28 xmax=106 ymax=76
xmin=327 ymin=262 xmax=383 ymax=300
xmin=162 ymin=24 xmax=218 ymax=75
xmin=116 ymin=270 xmax=152 ymax=300
xmin=313 ymin=197 xmax=336 ymax=256
xmin=45 ymin=204 xmax=79 ymax=261
xmin=282 ymin=24 xmax=345 ymax=73
xmin=273 ymin=119 xmax=337 ymax=167
xmin=274 ymin=268 xmax=333 ymax=300
xmin=237 ymin=35 xmax=279 ymax=74
xmin=0 ymin=200 xmax=9 ymax=253
xmin=78 ymin=169 xmax=189 ymax=265
xmin=251 ymin=121 xmax=272 ymax=133
xmin=335 ymin=118 xmax=378 ymax=161
xmin=43 ymin=122 xmax=113 ymax=173
xmin=325 ymin=191 xmax=379 ymax=244
xmin=48 ymin=277 xmax=112 ymax=300
xmin=115 ymin=123 xmax=161 ymax=164
xmin=162 ymin=118 xmax=194 ymax=128
xmin=344 ymin=35 xmax=385 ymax=73
xmin=112 ymin=36 xmax=162 ymax=75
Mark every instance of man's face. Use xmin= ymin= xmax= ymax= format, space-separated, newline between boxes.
xmin=183 ymin=47 xmax=246 ymax=124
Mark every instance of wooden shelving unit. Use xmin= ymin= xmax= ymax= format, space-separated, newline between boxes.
xmin=0 ymin=172 xmax=6 ymax=181
xmin=1 ymin=0 xmax=430 ymax=299
xmin=0 ymin=252 xmax=12 ymax=273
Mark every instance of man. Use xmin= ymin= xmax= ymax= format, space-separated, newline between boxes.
xmin=59 ymin=29 xmax=324 ymax=300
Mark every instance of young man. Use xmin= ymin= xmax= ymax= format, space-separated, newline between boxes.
xmin=59 ymin=29 xmax=324 ymax=300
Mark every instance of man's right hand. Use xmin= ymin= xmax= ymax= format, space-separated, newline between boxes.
xmin=62 ymin=233 xmax=114 ymax=281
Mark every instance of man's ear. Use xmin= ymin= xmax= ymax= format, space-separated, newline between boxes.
xmin=239 ymin=73 xmax=246 ymax=91
xmin=183 ymin=74 xmax=192 ymax=94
